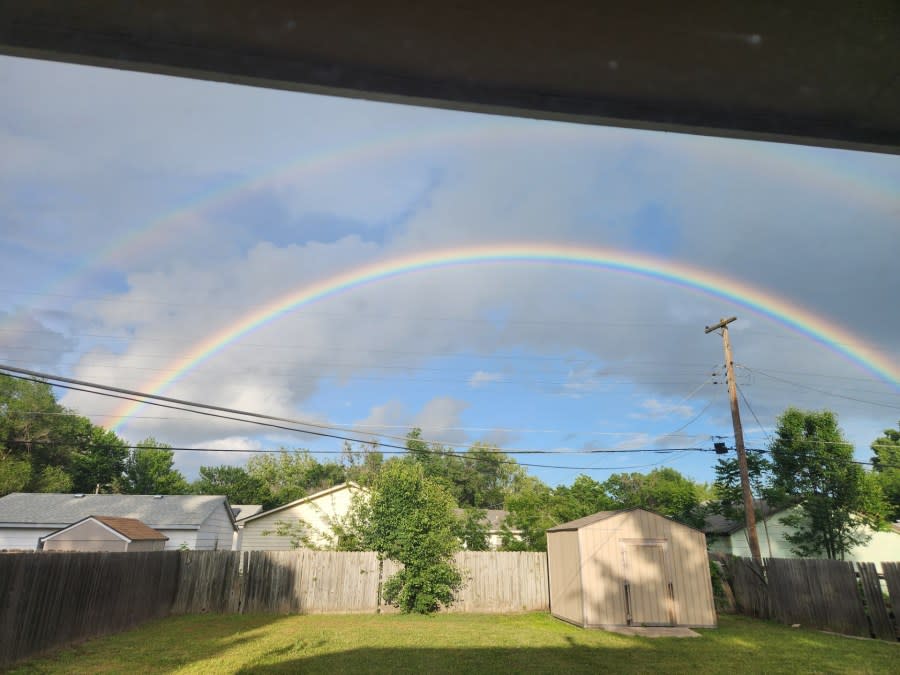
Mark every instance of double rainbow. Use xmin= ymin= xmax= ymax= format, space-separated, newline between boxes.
xmin=108 ymin=243 xmax=899 ymax=431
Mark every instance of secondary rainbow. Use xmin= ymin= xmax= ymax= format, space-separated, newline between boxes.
xmin=108 ymin=243 xmax=899 ymax=430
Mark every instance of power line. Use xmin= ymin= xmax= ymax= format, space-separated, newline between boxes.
xmin=739 ymin=366 xmax=900 ymax=409
xmin=735 ymin=383 xmax=771 ymax=443
xmin=0 ymin=369 xmax=715 ymax=471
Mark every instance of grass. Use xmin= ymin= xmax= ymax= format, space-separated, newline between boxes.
xmin=10 ymin=613 xmax=897 ymax=674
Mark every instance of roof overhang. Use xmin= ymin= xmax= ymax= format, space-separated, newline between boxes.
xmin=1 ymin=1 xmax=897 ymax=154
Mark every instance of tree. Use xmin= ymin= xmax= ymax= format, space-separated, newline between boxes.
xmin=501 ymin=476 xmax=556 ymax=551
xmin=246 ymin=450 xmax=347 ymax=507
xmin=713 ymin=451 xmax=773 ymax=523
xmin=603 ymin=467 xmax=705 ymax=527
xmin=454 ymin=507 xmax=491 ymax=551
xmin=368 ymin=461 xmax=461 ymax=613
xmin=0 ymin=375 xmax=127 ymax=495
xmin=870 ymin=423 xmax=900 ymax=521
xmin=122 ymin=438 xmax=188 ymax=495
xmin=552 ymin=474 xmax=616 ymax=523
xmin=192 ymin=465 xmax=273 ymax=506
xmin=769 ymin=408 xmax=888 ymax=559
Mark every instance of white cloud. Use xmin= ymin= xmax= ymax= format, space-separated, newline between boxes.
xmin=469 ymin=370 xmax=503 ymax=388
xmin=630 ymin=398 xmax=695 ymax=420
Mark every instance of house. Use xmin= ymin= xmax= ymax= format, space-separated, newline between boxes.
xmin=230 ymin=504 xmax=264 ymax=550
xmin=704 ymin=500 xmax=900 ymax=563
xmin=453 ymin=508 xmax=521 ymax=550
xmin=238 ymin=482 xmax=363 ymax=550
xmin=0 ymin=493 xmax=237 ymax=551
xmin=546 ymin=508 xmax=716 ymax=628
xmin=38 ymin=515 xmax=168 ymax=552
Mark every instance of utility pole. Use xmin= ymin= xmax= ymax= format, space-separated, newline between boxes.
xmin=705 ymin=316 xmax=762 ymax=565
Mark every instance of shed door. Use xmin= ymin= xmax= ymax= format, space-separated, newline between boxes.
xmin=622 ymin=542 xmax=673 ymax=626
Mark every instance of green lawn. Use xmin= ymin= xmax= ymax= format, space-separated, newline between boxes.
xmin=10 ymin=613 xmax=897 ymax=674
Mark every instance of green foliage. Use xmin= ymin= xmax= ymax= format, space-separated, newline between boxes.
xmin=454 ymin=507 xmax=491 ymax=551
xmin=712 ymin=451 xmax=773 ymax=524
xmin=404 ymin=429 xmax=525 ymax=509
xmin=501 ymin=476 xmax=556 ymax=551
xmin=341 ymin=441 xmax=384 ymax=487
xmin=192 ymin=465 xmax=273 ymax=507
xmin=770 ymin=408 xmax=888 ymax=559
xmin=0 ymin=375 xmax=127 ymax=495
xmin=368 ymin=461 xmax=461 ymax=613
xmin=870 ymin=423 xmax=900 ymax=521
xmin=552 ymin=474 xmax=616 ymax=523
xmin=122 ymin=438 xmax=189 ymax=495
xmin=246 ymin=450 xmax=347 ymax=507
xmin=603 ymin=467 xmax=706 ymax=528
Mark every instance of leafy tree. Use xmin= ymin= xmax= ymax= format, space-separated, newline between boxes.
xmin=454 ymin=507 xmax=491 ymax=551
xmin=603 ymin=467 xmax=705 ymax=527
xmin=341 ymin=440 xmax=384 ymax=487
xmin=192 ymin=465 xmax=273 ymax=507
xmin=368 ymin=461 xmax=461 ymax=613
xmin=0 ymin=375 xmax=128 ymax=495
xmin=769 ymin=408 xmax=888 ymax=559
xmin=246 ymin=450 xmax=347 ymax=506
xmin=712 ymin=451 xmax=773 ymax=523
xmin=67 ymin=420 xmax=129 ymax=494
xmin=122 ymin=438 xmax=189 ymax=495
xmin=870 ymin=423 xmax=900 ymax=521
xmin=553 ymin=474 xmax=616 ymax=523
xmin=501 ymin=476 xmax=556 ymax=551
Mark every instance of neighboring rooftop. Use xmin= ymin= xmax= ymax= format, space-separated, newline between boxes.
xmin=0 ymin=493 xmax=233 ymax=529
xmin=703 ymin=500 xmax=783 ymax=535
xmin=231 ymin=504 xmax=264 ymax=521
xmin=52 ymin=516 xmax=169 ymax=541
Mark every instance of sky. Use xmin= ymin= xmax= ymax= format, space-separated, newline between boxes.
xmin=1 ymin=54 xmax=898 ymax=488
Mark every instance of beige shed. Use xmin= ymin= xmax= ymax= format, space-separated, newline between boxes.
xmin=39 ymin=515 xmax=168 ymax=552
xmin=547 ymin=508 xmax=716 ymax=628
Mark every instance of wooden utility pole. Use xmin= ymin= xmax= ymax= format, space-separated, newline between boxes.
xmin=705 ymin=316 xmax=762 ymax=565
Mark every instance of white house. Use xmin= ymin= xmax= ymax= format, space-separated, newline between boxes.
xmin=705 ymin=500 xmax=900 ymax=564
xmin=0 ymin=493 xmax=237 ymax=551
xmin=239 ymin=482 xmax=363 ymax=550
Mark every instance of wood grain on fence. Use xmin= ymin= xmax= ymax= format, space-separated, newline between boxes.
xmin=856 ymin=562 xmax=894 ymax=641
xmin=0 ymin=551 xmax=180 ymax=670
xmin=450 ymin=551 xmax=549 ymax=612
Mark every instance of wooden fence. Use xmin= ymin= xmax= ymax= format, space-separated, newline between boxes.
xmin=715 ymin=555 xmax=900 ymax=641
xmin=0 ymin=551 xmax=181 ymax=669
xmin=0 ymin=549 xmax=549 ymax=668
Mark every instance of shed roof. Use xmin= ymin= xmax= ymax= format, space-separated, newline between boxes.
xmin=0 ymin=493 xmax=235 ymax=530
xmin=43 ymin=516 xmax=169 ymax=542
xmin=547 ymin=507 xmax=705 ymax=534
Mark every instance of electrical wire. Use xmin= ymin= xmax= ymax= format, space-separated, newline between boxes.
xmin=738 ymin=366 xmax=900 ymax=410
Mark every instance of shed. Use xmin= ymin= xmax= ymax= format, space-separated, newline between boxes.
xmin=39 ymin=516 xmax=168 ymax=552
xmin=546 ymin=508 xmax=716 ymax=628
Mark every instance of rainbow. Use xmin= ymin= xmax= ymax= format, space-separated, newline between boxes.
xmin=7 ymin=114 xmax=898 ymax=316
xmin=108 ymin=243 xmax=899 ymax=430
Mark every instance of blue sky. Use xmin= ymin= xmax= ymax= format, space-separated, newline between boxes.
xmin=1 ymin=54 xmax=898 ymax=487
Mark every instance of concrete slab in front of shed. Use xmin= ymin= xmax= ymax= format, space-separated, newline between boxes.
xmin=603 ymin=626 xmax=700 ymax=638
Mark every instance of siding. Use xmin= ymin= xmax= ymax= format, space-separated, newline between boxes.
xmin=0 ymin=527 xmax=55 ymax=551
xmin=195 ymin=504 xmax=236 ymax=551
xmin=547 ymin=529 xmax=583 ymax=625
xmin=241 ymin=488 xmax=357 ymax=551
xmin=158 ymin=530 xmax=198 ymax=551
xmin=723 ymin=507 xmax=900 ymax=564
xmin=42 ymin=520 xmax=128 ymax=552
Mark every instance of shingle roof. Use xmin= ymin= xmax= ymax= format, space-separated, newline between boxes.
xmin=452 ymin=508 xmax=510 ymax=531
xmin=546 ymin=510 xmax=624 ymax=532
xmin=91 ymin=516 xmax=169 ymax=541
xmin=0 ymin=493 xmax=233 ymax=530
xmin=231 ymin=504 xmax=263 ymax=521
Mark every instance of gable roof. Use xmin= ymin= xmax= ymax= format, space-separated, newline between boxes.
xmin=240 ymin=482 xmax=363 ymax=524
xmin=231 ymin=504 xmax=264 ymax=521
xmin=42 ymin=516 xmax=168 ymax=542
xmin=547 ymin=507 xmax=705 ymax=534
xmin=0 ymin=493 xmax=235 ymax=531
